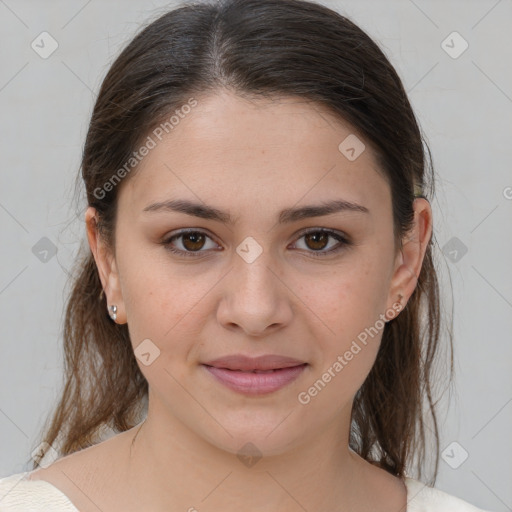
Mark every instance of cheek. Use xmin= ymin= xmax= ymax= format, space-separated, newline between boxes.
xmin=300 ymin=293 xmax=384 ymax=411
xmin=303 ymin=261 xmax=385 ymax=337
xmin=117 ymin=247 xmax=221 ymax=362
xmin=297 ymin=261 xmax=387 ymax=392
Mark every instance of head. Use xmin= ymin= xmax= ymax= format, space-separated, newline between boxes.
xmin=33 ymin=0 xmax=450 ymax=481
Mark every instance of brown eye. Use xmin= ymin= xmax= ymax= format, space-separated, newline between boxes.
xmin=304 ymin=231 xmax=330 ymax=251
xmin=181 ymin=232 xmax=206 ymax=251
xmin=163 ymin=230 xmax=220 ymax=257
xmin=293 ymin=229 xmax=351 ymax=257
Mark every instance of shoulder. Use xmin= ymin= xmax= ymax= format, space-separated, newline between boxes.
xmin=0 ymin=428 xmax=137 ymax=512
xmin=0 ymin=471 xmax=78 ymax=511
xmin=405 ymin=477 xmax=492 ymax=512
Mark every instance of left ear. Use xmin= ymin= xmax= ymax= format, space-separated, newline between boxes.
xmin=387 ymin=198 xmax=433 ymax=310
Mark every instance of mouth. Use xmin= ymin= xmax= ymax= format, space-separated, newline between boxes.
xmin=201 ymin=355 xmax=308 ymax=395
xmin=218 ymin=368 xmax=294 ymax=374
xmin=203 ymin=354 xmax=307 ymax=371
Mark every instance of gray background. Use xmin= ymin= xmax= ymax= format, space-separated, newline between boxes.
xmin=0 ymin=0 xmax=511 ymax=510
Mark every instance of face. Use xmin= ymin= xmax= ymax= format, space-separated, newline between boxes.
xmin=88 ymin=90 xmax=430 ymax=457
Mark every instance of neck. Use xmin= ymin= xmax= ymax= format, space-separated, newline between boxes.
xmin=124 ymin=398 xmax=378 ymax=512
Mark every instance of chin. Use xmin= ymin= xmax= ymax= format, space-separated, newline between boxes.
xmin=192 ymin=411 xmax=307 ymax=460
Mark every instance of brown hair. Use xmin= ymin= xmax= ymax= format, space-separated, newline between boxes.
xmin=31 ymin=0 xmax=453 ymax=483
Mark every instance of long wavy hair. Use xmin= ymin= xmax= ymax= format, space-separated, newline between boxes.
xmin=30 ymin=0 xmax=453 ymax=483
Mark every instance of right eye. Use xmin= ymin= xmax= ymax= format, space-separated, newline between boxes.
xmin=162 ymin=229 xmax=221 ymax=257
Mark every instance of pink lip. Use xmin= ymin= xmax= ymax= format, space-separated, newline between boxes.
xmin=203 ymin=364 xmax=307 ymax=395
xmin=202 ymin=354 xmax=308 ymax=396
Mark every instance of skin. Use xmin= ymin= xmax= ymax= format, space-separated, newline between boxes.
xmin=29 ymin=90 xmax=432 ymax=512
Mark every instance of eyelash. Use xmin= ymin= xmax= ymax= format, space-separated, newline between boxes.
xmin=161 ymin=228 xmax=351 ymax=258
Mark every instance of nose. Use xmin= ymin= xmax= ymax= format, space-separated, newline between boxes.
xmin=216 ymin=250 xmax=293 ymax=337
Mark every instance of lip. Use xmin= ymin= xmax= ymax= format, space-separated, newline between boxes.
xmin=203 ymin=354 xmax=306 ymax=371
xmin=203 ymin=364 xmax=307 ymax=395
xmin=202 ymin=354 xmax=308 ymax=396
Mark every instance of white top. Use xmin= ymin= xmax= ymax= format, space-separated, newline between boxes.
xmin=0 ymin=471 xmax=491 ymax=511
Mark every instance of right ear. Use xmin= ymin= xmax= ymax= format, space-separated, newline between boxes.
xmin=85 ymin=206 xmax=126 ymax=324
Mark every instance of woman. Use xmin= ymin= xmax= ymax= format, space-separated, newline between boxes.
xmin=0 ymin=0 xmax=492 ymax=510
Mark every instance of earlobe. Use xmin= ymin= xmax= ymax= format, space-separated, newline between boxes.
xmin=387 ymin=198 xmax=433 ymax=311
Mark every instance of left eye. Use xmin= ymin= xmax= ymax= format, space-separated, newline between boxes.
xmin=292 ymin=229 xmax=350 ymax=256
xmin=162 ymin=228 xmax=350 ymax=258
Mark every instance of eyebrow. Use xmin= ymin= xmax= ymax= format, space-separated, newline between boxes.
xmin=142 ymin=198 xmax=369 ymax=224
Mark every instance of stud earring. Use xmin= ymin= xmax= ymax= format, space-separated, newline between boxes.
xmin=109 ymin=304 xmax=117 ymax=322
xmin=385 ymin=293 xmax=405 ymax=323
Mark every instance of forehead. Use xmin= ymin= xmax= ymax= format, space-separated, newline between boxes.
xmin=120 ymin=91 xmax=389 ymax=215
